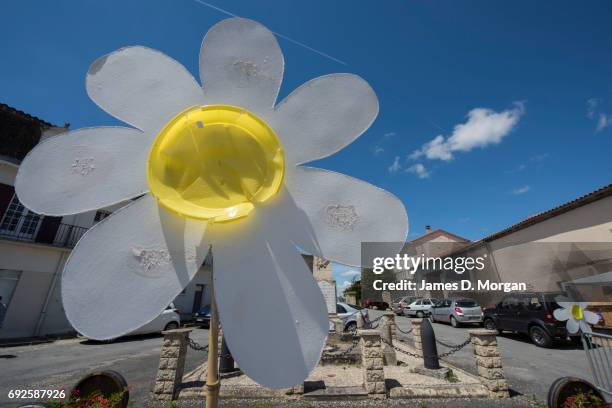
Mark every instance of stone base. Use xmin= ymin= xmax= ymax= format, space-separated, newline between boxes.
xmin=414 ymin=366 xmax=450 ymax=380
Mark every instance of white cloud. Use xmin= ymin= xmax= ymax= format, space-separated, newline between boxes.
xmin=587 ymin=98 xmax=612 ymax=132
xmin=384 ymin=132 xmax=396 ymax=138
xmin=337 ymin=280 xmax=352 ymax=292
xmin=374 ymin=146 xmax=384 ymax=156
xmin=407 ymin=163 xmax=430 ymax=179
xmin=597 ymin=113 xmax=612 ymax=132
xmin=587 ymin=98 xmax=600 ymax=119
xmin=512 ymin=185 xmax=530 ymax=195
xmin=411 ymin=102 xmax=525 ymax=161
xmin=341 ymin=269 xmax=361 ymax=277
xmin=388 ymin=156 xmax=402 ymax=173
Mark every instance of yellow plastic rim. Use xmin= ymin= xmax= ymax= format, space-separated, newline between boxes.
xmin=571 ymin=304 xmax=583 ymax=321
xmin=147 ymin=105 xmax=285 ymax=222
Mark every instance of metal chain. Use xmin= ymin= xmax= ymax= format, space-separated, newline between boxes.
xmin=336 ymin=329 xmax=360 ymax=356
xmin=437 ymin=337 xmax=472 ymax=358
xmin=396 ymin=325 xmax=413 ymax=335
xmin=186 ymin=337 xmax=238 ymax=360
xmin=186 ymin=337 xmax=208 ymax=351
xmin=436 ymin=337 xmax=471 ymax=349
xmin=381 ymin=336 xmax=471 ymax=359
xmin=369 ymin=315 xmax=384 ymax=329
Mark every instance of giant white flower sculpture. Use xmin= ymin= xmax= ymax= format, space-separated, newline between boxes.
xmin=15 ymin=18 xmax=408 ymax=388
xmin=553 ymin=297 xmax=599 ymax=334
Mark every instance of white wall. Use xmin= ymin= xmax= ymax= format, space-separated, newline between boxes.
xmin=489 ymin=196 xmax=612 ymax=294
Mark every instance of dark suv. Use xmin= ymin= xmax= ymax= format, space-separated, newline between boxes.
xmin=483 ymin=292 xmax=579 ymax=348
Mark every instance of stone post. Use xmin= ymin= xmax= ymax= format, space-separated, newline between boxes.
xmin=332 ymin=317 xmax=345 ymax=333
xmin=469 ymin=329 xmax=509 ymax=398
xmin=356 ymin=311 xmax=365 ymax=329
xmin=380 ymin=312 xmax=397 ymax=366
xmin=411 ymin=318 xmax=423 ymax=358
xmin=383 ymin=311 xmax=397 ymax=340
xmin=358 ymin=329 xmax=386 ymax=398
xmin=153 ymin=328 xmax=191 ymax=401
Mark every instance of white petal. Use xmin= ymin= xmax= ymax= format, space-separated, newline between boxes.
xmin=553 ymin=308 xmax=570 ymax=322
xmin=210 ymin=209 xmax=328 ymax=389
xmin=62 ymin=194 xmax=209 ymax=340
xmin=200 ymin=18 xmax=283 ymax=113
xmin=87 ymin=46 xmax=205 ymax=135
xmin=579 ymin=320 xmax=593 ymax=334
xmin=566 ymin=318 xmax=579 ymax=334
xmin=583 ymin=310 xmax=600 ymax=325
xmin=16 ymin=127 xmax=149 ymax=216
xmin=269 ymin=74 xmax=378 ymax=165
xmin=285 ymin=166 xmax=408 ymax=267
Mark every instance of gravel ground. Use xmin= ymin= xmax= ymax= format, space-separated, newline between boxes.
xmin=140 ymin=396 xmax=545 ymax=407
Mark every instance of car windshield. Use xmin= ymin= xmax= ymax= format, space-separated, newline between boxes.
xmin=198 ymin=305 xmax=211 ymax=315
xmin=455 ymin=300 xmax=479 ymax=307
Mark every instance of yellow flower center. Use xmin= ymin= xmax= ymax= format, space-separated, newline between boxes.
xmin=571 ymin=304 xmax=583 ymax=321
xmin=147 ymin=105 xmax=285 ymax=222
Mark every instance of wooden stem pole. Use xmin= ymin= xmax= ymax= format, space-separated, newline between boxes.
xmin=205 ymin=283 xmax=220 ymax=408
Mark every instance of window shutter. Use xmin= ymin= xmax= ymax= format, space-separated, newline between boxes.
xmin=35 ymin=216 xmax=62 ymax=244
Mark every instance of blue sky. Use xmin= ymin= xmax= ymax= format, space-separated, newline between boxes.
xmin=2 ymin=1 xmax=612 ymax=289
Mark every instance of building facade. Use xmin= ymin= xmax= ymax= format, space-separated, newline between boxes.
xmin=0 ymin=104 xmax=212 ymax=340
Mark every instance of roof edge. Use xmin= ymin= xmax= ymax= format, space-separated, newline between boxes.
xmin=482 ymin=184 xmax=612 ymax=242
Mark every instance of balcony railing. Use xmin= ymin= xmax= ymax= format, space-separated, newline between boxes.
xmin=0 ymin=220 xmax=88 ymax=249
xmin=52 ymin=223 xmax=88 ymax=248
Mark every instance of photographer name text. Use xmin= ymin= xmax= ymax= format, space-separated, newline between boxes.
xmin=372 ymin=279 xmax=526 ymax=293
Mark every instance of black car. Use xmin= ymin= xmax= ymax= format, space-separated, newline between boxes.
xmin=482 ymin=292 xmax=580 ymax=348
xmin=193 ymin=305 xmax=211 ymax=328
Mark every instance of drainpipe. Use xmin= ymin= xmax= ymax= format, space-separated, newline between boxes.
xmin=34 ymin=251 xmax=66 ymax=337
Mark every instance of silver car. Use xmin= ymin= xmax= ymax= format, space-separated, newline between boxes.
xmin=431 ymin=298 xmax=483 ymax=327
xmin=403 ymin=298 xmax=438 ymax=318
xmin=336 ymin=302 xmax=370 ymax=332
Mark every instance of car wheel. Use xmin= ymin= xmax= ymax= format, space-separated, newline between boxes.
xmin=450 ymin=316 xmax=460 ymax=328
xmin=483 ymin=318 xmax=501 ymax=334
xmin=164 ymin=322 xmax=179 ymax=331
xmin=529 ymin=325 xmax=553 ymax=348
xmin=416 ymin=311 xmax=424 ymax=318
xmin=345 ymin=322 xmax=357 ymax=333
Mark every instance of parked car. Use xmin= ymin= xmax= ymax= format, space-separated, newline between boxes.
xmin=92 ymin=303 xmax=180 ymax=340
xmin=403 ymin=298 xmax=439 ymax=318
xmin=392 ymin=296 xmax=419 ymax=316
xmin=482 ymin=292 xmax=582 ymax=348
xmin=337 ymin=302 xmax=370 ymax=332
xmin=193 ymin=305 xmax=211 ymax=328
xmin=431 ymin=298 xmax=483 ymax=327
xmin=363 ymin=298 xmax=389 ymax=310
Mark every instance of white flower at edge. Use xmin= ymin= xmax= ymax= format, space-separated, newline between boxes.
xmin=14 ymin=18 xmax=408 ymax=389
xmin=553 ymin=297 xmax=599 ymax=334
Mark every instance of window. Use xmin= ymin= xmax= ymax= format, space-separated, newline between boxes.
xmin=94 ymin=210 xmax=112 ymax=222
xmin=502 ymin=297 xmax=519 ymax=309
xmin=526 ymin=296 xmax=543 ymax=310
xmin=336 ymin=304 xmax=347 ymax=314
xmin=455 ymin=299 xmax=479 ymax=307
xmin=0 ymin=194 xmax=42 ymax=239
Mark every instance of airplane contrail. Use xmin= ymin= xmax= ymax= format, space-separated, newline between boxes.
xmin=192 ymin=0 xmax=348 ymax=66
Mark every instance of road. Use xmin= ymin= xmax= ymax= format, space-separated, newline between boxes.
xmin=0 ymin=327 xmax=211 ymax=407
xmin=370 ymin=310 xmax=592 ymax=402
xmin=0 ymin=314 xmax=593 ymax=406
